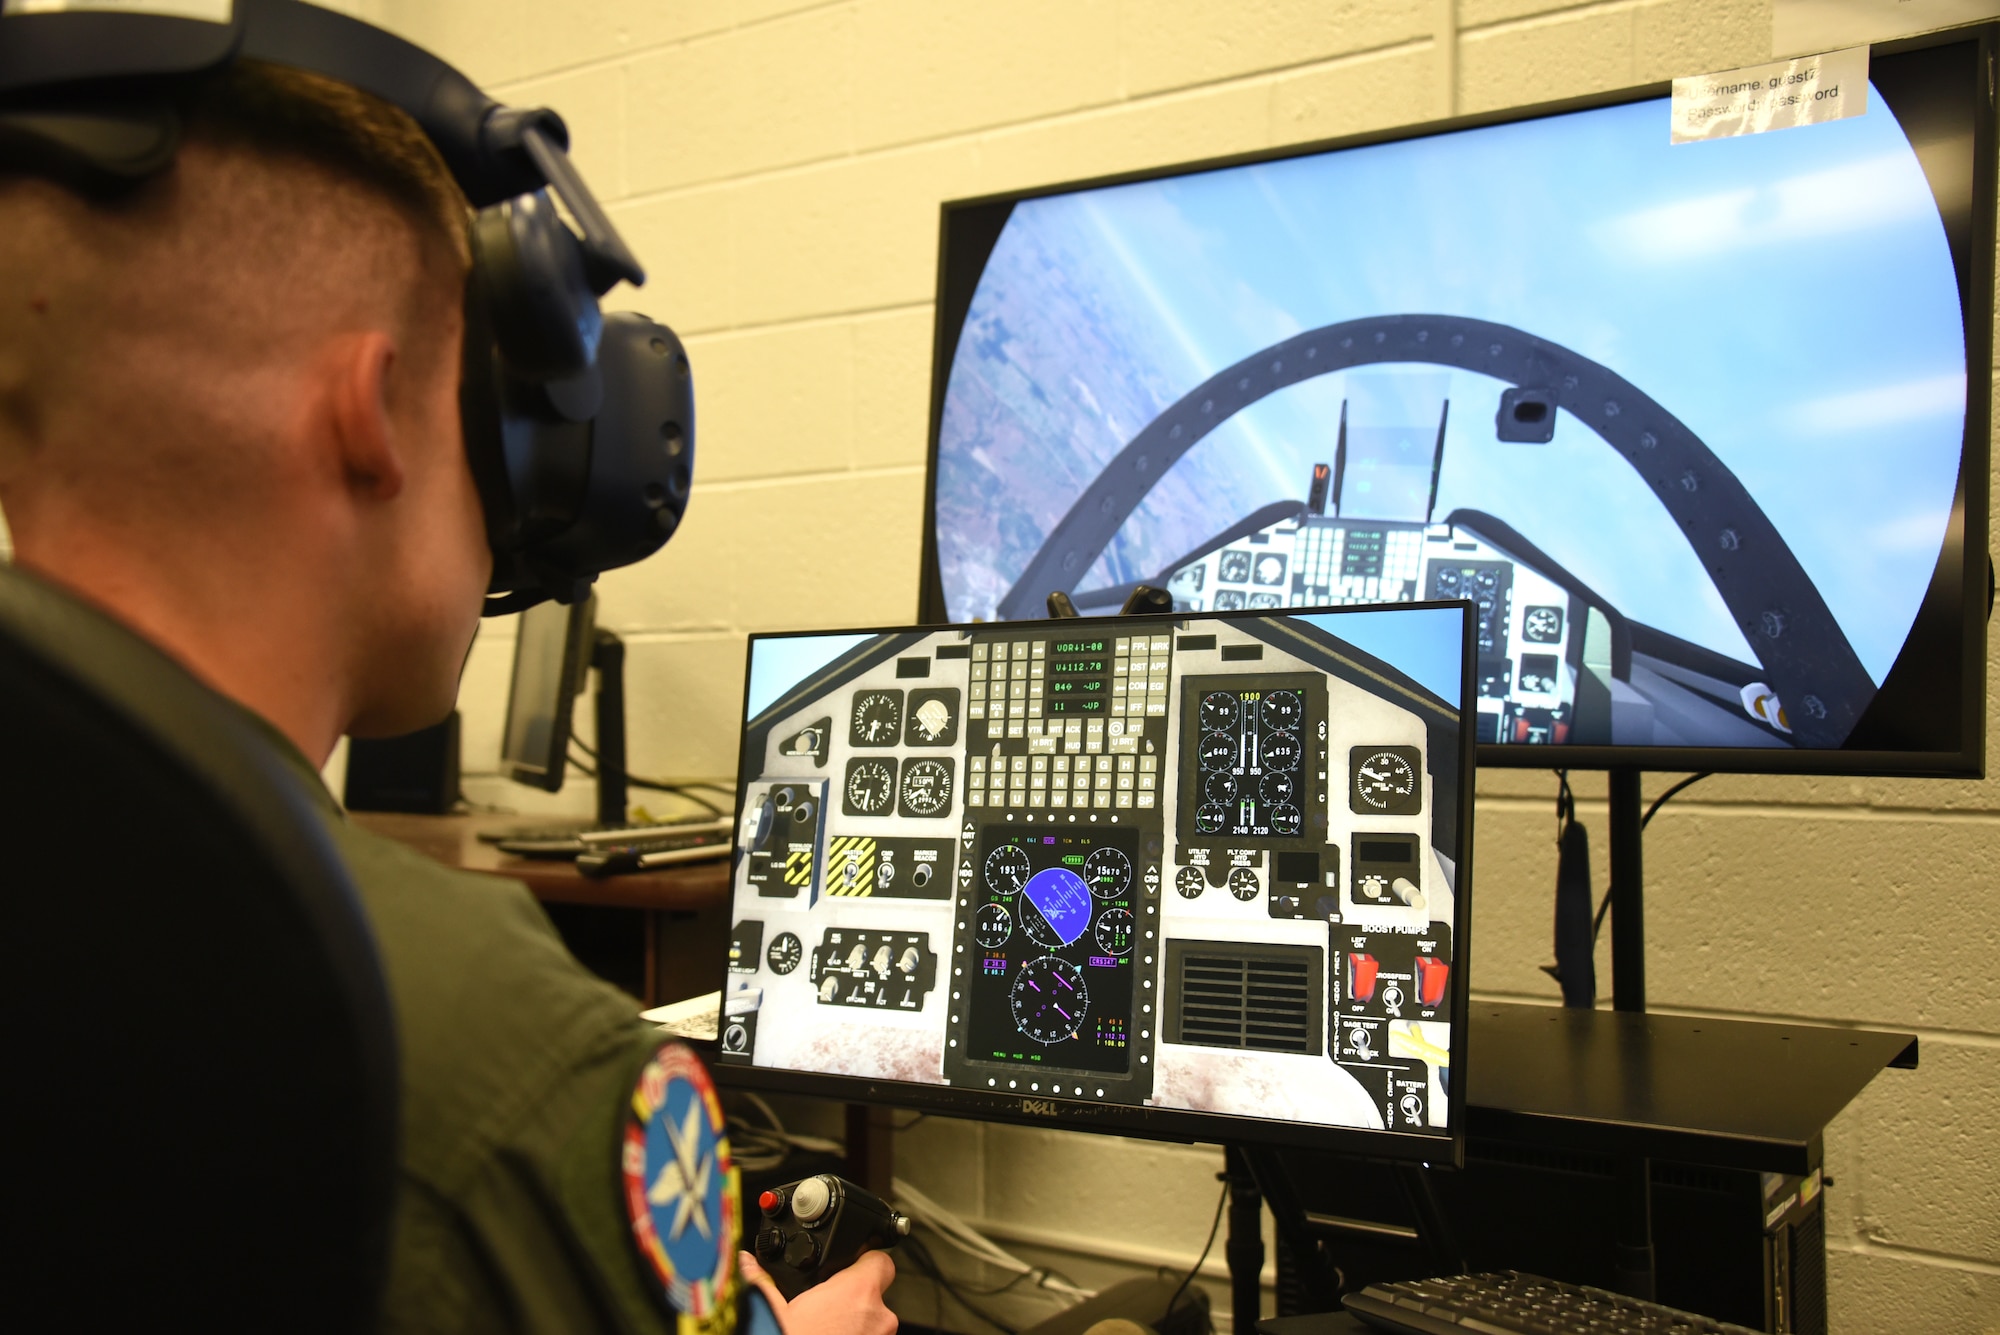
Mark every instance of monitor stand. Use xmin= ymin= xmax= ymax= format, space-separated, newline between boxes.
xmin=1603 ymin=766 xmax=1653 ymax=1298
xmin=588 ymin=628 xmax=628 ymax=829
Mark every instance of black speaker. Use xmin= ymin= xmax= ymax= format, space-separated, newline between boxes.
xmin=343 ymin=712 xmax=461 ymax=814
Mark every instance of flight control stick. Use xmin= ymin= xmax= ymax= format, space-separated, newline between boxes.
xmin=752 ymin=1174 xmax=911 ymax=1299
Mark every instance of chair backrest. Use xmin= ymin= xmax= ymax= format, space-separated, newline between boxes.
xmin=0 ymin=564 xmax=397 ymax=1332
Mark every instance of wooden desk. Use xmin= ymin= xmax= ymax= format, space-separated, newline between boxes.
xmin=352 ymin=811 xmax=731 ymax=1005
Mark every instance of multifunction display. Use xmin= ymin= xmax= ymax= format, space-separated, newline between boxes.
xmin=721 ymin=608 xmax=1469 ymax=1151
xmin=956 ymin=826 xmax=1139 ymax=1076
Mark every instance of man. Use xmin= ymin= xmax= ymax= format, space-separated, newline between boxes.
xmin=0 ymin=59 xmax=895 ymax=1335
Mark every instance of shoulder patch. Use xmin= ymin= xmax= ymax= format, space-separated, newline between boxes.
xmin=623 ymin=1041 xmax=742 ymax=1335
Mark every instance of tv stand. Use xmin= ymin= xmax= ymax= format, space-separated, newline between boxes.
xmin=1220 ymin=768 xmax=1915 ymax=1323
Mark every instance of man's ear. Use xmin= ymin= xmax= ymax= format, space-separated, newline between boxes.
xmin=323 ymin=331 xmax=406 ymax=502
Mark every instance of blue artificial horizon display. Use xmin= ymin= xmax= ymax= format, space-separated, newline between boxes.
xmin=1022 ymin=867 xmax=1093 ymax=947
xmin=931 ymin=70 xmax=1980 ymax=757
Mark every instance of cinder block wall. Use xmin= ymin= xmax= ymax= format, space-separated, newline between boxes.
xmin=356 ymin=2 xmax=1997 ymax=1330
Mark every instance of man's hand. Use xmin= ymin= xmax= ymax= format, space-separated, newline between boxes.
xmin=739 ymin=1249 xmax=898 ymax=1335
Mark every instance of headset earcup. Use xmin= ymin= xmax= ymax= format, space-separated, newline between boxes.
xmin=468 ymin=190 xmax=602 ymax=382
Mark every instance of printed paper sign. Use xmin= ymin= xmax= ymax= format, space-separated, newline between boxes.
xmin=1671 ymin=46 xmax=1869 ymax=144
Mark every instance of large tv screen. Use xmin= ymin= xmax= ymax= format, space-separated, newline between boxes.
xmin=920 ymin=30 xmax=1992 ymax=773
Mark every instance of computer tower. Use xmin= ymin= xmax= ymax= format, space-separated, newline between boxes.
xmin=342 ymin=711 xmax=461 ymax=815
xmin=1271 ymin=1140 xmax=1827 ymax=1333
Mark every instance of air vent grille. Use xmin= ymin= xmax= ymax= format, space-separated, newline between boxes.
xmin=1167 ymin=942 xmax=1323 ymax=1054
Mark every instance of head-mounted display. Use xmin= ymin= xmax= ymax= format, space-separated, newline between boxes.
xmin=0 ymin=0 xmax=693 ymax=614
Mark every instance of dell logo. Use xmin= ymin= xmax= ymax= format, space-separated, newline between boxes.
xmin=1020 ymin=1098 xmax=1060 ymax=1118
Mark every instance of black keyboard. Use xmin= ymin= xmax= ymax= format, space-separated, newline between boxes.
xmin=485 ymin=817 xmax=731 ymax=859
xmin=1344 ymin=1272 xmax=1761 ymax=1335
xmin=576 ymin=830 xmax=732 ymax=878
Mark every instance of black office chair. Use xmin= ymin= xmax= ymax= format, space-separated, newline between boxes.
xmin=0 ymin=563 xmax=397 ymax=1331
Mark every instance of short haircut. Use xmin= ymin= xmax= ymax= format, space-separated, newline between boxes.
xmin=182 ymin=58 xmax=471 ymax=277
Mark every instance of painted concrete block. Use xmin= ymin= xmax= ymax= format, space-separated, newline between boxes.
xmin=1120 ymin=0 xmax=1433 ymax=100
xmin=684 ymin=321 xmax=857 ymax=482
xmin=1458 ymin=5 xmax=1638 ymax=113
xmin=973 ymin=80 xmax=1275 ymax=201
xmin=1826 ymin=1246 xmax=1997 ymax=1335
xmin=1823 ymin=1039 xmax=2000 ymax=1263
xmin=851 ymin=0 xmax=1122 ymax=152
xmin=608 ymin=186 xmax=740 ymax=335
xmin=625 ymin=8 xmax=856 ymax=194
xmin=1270 ymin=41 xmax=1445 ymax=146
xmin=620 ymin=632 xmax=757 ymax=779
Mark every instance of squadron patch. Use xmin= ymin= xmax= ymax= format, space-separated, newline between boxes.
xmin=623 ymin=1042 xmax=742 ymax=1335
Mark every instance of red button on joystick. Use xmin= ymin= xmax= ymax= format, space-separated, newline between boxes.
xmin=759 ymin=1190 xmax=781 ymax=1215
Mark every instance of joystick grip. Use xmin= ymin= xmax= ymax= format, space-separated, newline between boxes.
xmin=752 ymin=1174 xmax=910 ymax=1299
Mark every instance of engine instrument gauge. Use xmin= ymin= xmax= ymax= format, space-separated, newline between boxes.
xmin=843 ymin=757 xmax=897 ymax=816
xmin=766 ymin=932 xmax=802 ymax=975
xmin=1262 ymin=730 xmax=1301 ymax=770
xmin=1262 ymin=772 xmax=1296 ymax=804
xmin=898 ymin=758 xmax=954 ymax=817
xmin=1198 ymin=732 xmax=1235 ymax=769
xmin=1261 ymin=690 xmax=1303 ymax=730
xmin=1270 ymin=804 xmax=1302 ymax=836
xmin=1523 ymin=606 xmax=1563 ymax=643
xmin=1194 ymin=802 xmax=1227 ymax=835
xmin=985 ymin=844 xmax=1031 ymax=896
xmin=975 ymin=903 xmax=1012 ymax=949
xmin=1009 ymin=955 xmax=1088 ymax=1045
xmin=1228 ymin=867 xmax=1260 ymax=901
xmin=1176 ymin=867 xmax=1206 ymax=898
xmin=1094 ymin=907 xmax=1134 ymax=955
xmin=1199 ymin=692 xmax=1239 ymax=731
xmin=849 ymin=690 xmax=902 ymax=746
xmin=1083 ymin=847 xmax=1131 ymax=898
xmin=1205 ymin=771 xmax=1239 ymax=803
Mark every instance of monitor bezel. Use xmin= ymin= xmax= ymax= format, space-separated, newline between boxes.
xmin=499 ymin=595 xmax=596 ymax=793
xmin=915 ymin=23 xmax=1995 ymax=779
xmin=714 ymin=600 xmax=1479 ymax=1166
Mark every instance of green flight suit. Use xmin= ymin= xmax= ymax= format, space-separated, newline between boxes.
xmin=263 ymin=722 xmax=688 ymax=1334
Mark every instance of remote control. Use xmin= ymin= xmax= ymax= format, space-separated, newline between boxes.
xmin=750 ymin=1174 xmax=910 ymax=1299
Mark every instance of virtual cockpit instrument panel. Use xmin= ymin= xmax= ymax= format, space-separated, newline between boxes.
xmin=924 ymin=38 xmax=1993 ymax=772
xmin=717 ymin=604 xmax=1475 ymax=1159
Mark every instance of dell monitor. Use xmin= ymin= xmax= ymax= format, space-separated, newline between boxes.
xmin=918 ymin=26 xmax=1993 ymax=777
xmin=715 ymin=602 xmax=1476 ymax=1162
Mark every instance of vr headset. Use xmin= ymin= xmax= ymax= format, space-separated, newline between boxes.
xmin=0 ymin=0 xmax=693 ymax=614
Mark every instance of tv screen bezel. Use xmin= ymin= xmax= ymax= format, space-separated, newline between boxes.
xmin=914 ymin=24 xmax=1995 ymax=779
xmin=713 ymin=600 xmax=1480 ymax=1167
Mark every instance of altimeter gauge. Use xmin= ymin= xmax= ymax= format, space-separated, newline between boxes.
xmin=1083 ymin=846 xmax=1131 ymax=899
xmin=898 ymin=758 xmax=954 ymax=817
